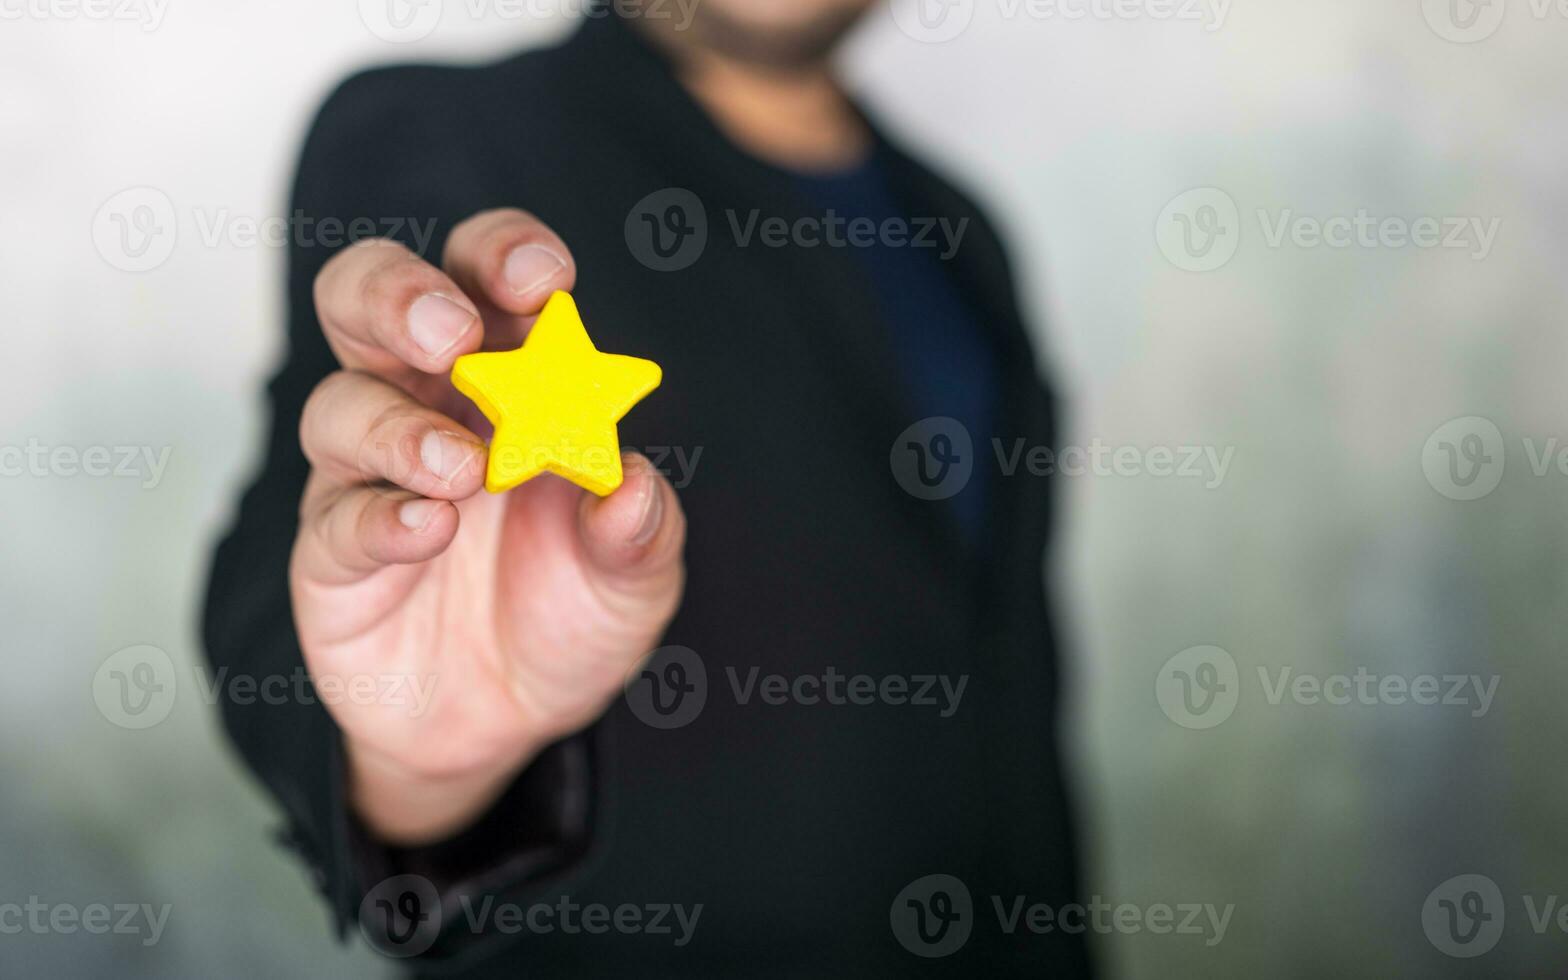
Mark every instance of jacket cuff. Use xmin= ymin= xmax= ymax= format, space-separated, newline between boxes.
xmin=282 ymin=728 xmax=597 ymax=962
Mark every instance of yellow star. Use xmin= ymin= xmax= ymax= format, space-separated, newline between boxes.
xmin=450 ymin=291 xmax=662 ymax=496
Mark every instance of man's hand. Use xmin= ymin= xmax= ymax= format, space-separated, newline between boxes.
xmin=290 ymin=209 xmax=686 ymax=846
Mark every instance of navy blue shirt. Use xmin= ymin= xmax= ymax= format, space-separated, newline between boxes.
xmin=793 ymin=149 xmax=1001 ymax=547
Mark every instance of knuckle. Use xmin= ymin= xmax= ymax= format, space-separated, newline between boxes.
xmin=360 ymin=406 xmax=431 ymax=487
xmin=359 ymin=251 xmax=435 ymax=320
xmin=450 ymin=207 xmax=565 ymax=266
xmin=302 ymin=484 xmax=350 ymax=553
xmin=316 ymin=239 xmax=401 ymax=305
xmin=483 ymin=212 xmax=553 ymax=254
xmin=299 ymin=373 xmax=351 ymax=465
xmin=474 ymin=206 xmax=538 ymax=233
xmin=353 ymin=495 xmax=385 ymax=553
xmin=445 ymin=209 xmax=524 ymax=260
xmin=296 ymin=472 xmax=333 ymax=527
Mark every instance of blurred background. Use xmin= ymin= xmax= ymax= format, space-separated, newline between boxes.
xmin=2 ymin=0 xmax=1565 ymax=976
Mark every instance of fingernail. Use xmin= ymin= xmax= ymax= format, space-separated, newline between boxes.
xmin=420 ymin=430 xmax=481 ymax=484
xmin=631 ymin=477 xmax=664 ymax=547
xmin=399 ymin=498 xmax=441 ymax=531
xmin=408 ymin=294 xmax=475 ymax=357
xmin=504 ymin=244 xmax=567 ymax=296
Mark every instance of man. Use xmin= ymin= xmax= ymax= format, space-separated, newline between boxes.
xmin=204 ymin=1 xmax=1088 ymax=974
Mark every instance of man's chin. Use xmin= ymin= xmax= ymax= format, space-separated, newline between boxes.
xmin=683 ymin=5 xmax=870 ymax=71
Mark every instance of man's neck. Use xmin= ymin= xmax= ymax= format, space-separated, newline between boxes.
xmin=637 ymin=30 xmax=872 ymax=174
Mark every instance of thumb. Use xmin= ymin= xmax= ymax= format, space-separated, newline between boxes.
xmin=577 ymin=452 xmax=686 ymax=603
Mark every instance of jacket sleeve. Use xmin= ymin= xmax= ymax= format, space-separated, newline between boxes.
xmin=200 ymin=67 xmax=596 ymax=961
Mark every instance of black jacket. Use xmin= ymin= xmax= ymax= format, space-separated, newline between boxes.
xmin=203 ymin=11 xmax=1088 ymax=977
